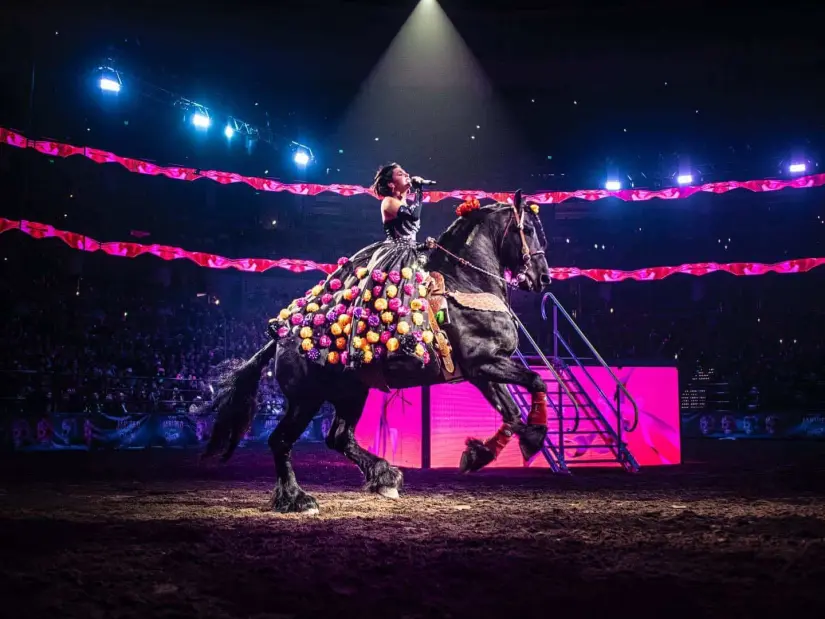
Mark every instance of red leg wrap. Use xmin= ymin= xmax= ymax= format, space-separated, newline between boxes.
xmin=483 ymin=424 xmax=514 ymax=459
xmin=527 ymin=392 xmax=548 ymax=426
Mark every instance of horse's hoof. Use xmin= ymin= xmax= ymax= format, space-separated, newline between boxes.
xmin=459 ymin=438 xmax=495 ymax=473
xmin=377 ymin=486 xmax=400 ymax=500
xmin=366 ymin=460 xmax=404 ymax=497
xmin=518 ymin=424 xmax=547 ymax=461
xmin=270 ymin=486 xmax=320 ymax=515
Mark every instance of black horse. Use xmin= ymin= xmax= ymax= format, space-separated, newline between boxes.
xmin=204 ymin=195 xmax=551 ymax=514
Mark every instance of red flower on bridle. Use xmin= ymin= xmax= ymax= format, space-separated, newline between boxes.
xmin=456 ymin=197 xmax=481 ymax=217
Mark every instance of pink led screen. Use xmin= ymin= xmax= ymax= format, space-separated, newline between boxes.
xmin=356 ymin=366 xmax=680 ymax=470
xmin=355 ymin=387 xmax=423 ymax=468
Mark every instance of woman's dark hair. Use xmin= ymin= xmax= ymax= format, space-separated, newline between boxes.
xmin=371 ymin=163 xmax=400 ymax=198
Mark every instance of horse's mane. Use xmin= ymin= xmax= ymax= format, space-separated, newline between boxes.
xmin=436 ymin=202 xmax=547 ymax=249
xmin=435 ymin=203 xmax=508 ymax=248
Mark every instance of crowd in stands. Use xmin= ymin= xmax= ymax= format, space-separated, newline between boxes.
xmin=2 ymin=229 xmax=825 ymax=418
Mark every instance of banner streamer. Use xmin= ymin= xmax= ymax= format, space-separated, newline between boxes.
xmin=3 ymin=216 xmax=824 ymax=283
xmin=3 ymin=127 xmax=824 ymax=205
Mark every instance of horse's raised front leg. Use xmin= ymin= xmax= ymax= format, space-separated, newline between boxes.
xmin=461 ymin=359 xmax=548 ymax=472
xmin=327 ymin=389 xmax=404 ymax=500
xmin=268 ymin=397 xmax=323 ymax=514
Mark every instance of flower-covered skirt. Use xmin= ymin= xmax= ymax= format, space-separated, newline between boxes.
xmin=269 ymin=239 xmax=436 ymax=371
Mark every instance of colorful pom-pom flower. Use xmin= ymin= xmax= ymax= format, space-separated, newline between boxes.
xmin=410 ymin=299 xmax=422 ymax=311
xmin=336 ymin=337 xmax=347 ymax=350
xmin=363 ymin=350 xmax=374 ymax=364
xmin=415 ymin=344 xmax=425 ymax=357
xmin=366 ymin=331 xmax=380 ymax=344
xmin=371 ymin=270 xmax=387 ymax=283
xmin=368 ymin=314 xmax=380 ymax=327
xmin=380 ymin=331 xmax=392 ymax=343
xmin=301 ymin=338 xmax=314 ymax=352
xmin=362 ymin=290 xmax=372 ymax=302
xmin=311 ymin=285 xmax=324 ymax=297
xmin=386 ymin=285 xmax=398 ymax=299
xmin=306 ymin=302 xmax=320 ymax=313
xmin=403 ymin=284 xmax=414 ymax=296
xmin=313 ymin=314 xmax=326 ymax=326
xmin=351 ymin=336 xmax=363 ymax=349
xmin=422 ymin=331 xmax=434 ymax=344
xmin=319 ymin=335 xmax=332 ymax=348
xmin=386 ymin=337 xmax=400 ymax=352
xmin=277 ymin=326 xmax=290 ymax=339
xmin=278 ymin=309 xmax=290 ymax=320
xmin=330 ymin=323 xmax=343 ymax=336
xmin=343 ymin=290 xmax=353 ymax=301
xmin=388 ymin=270 xmax=401 ymax=284
xmin=291 ymin=314 xmax=304 ymax=326
xmin=401 ymin=267 xmax=413 ymax=280
xmin=381 ymin=311 xmax=395 ymax=324
xmin=412 ymin=312 xmax=425 ymax=326
xmin=321 ymin=293 xmax=333 ymax=305
xmin=374 ymin=298 xmax=388 ymax=312
xmin=327 ymin=351 xmax=340 ymax=364
xmin=396 ymin=321 xmax=411 ymax=335
xmin=372 ymin=285 xmax=383 ymax=297
xmin=356 ymin=268 xmax=369 ymax=280
xmin=329 ymin=279 xmax=343 ymax=292
xmin=338 ymin=314 xmax=351 ymax=326
xmin=388 ymin=298 xmax=402 ymax=312
xmin=337 ymin=256 xmax=349 ymax=266
xmin=307 ymin=348 xmax=321 ymax=361
xmin=300 ymin=326 xmax=313 ymax=339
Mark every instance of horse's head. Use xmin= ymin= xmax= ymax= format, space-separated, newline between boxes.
xmin=432 ymin=192 xmax=550 ymax=293
xmin=494 ymin=190 xmax=550 ymax=292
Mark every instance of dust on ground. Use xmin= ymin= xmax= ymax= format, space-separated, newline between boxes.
xmin=1 ymin=442 xmax=824 ymax=619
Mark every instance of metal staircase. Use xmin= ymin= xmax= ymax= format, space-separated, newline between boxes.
xmin=506 ymin=292 xmax=640 ymax=473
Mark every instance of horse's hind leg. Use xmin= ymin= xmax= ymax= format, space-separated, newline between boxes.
xmin=326 ymin=388 xmax=404 ymax=500
xmin=268 ymin=395 xmax=323 ymax=514
xmin=461 ymin=360 xmax=548 ymax=472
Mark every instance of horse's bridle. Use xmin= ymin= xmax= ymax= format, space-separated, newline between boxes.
xmin=506 ymin=200 xmax=546 ymax=288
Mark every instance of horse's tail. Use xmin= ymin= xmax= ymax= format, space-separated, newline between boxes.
xmin=202 ymin=339 xmax=278 ymax=462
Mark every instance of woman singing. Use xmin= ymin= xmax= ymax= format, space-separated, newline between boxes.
xmin=269 ymin=163 xmax=436 ymax=373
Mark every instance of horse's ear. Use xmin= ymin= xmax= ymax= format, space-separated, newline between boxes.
xmin=514 ymin=189 xmax=523 ymax=211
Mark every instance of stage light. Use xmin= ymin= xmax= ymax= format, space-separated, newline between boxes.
xmin=677 ymin=174 xmax=693 ymax=185
xmin=99 ymin=77 xmax=121 ymax=93
xmin=224 ymin=125 xmax=235 ymax=139
xmin=192 ymin=112 xmax=211 ymax=129
xmin=290 ymin=141 xmax=314 ymax=167
xmin=788 ymin=162 xmax=807 ymax=174
xmin=605 ymin=180 xmax=621 ymax=191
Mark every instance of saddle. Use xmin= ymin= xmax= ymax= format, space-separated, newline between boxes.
xmin=423 ymin=271 xmax=511 ymax=382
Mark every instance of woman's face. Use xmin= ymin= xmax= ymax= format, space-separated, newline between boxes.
xmin=390 ymin=166 xmax=411 ymax=194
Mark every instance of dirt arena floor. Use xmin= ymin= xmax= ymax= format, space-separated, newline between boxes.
xmin=1 ymin=440 xmax=824 ymax=619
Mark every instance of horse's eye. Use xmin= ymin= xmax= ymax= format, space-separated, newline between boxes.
xmin=523 ymin=225 xmax=534 ymax=236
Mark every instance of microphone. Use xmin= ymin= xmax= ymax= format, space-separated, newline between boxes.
xmin=411 ymin=176 xmax=436 ymax=188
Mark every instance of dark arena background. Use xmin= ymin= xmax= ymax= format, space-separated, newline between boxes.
xmin=2 ymin=1 xmax=825 ymax=617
